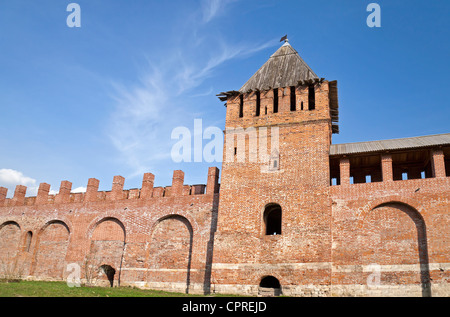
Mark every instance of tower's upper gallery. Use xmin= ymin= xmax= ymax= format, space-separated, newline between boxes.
xmin=216 ymin=40 xmax=339 ymax=134
xmin=239 ymin=40 xmax=319 ymax=93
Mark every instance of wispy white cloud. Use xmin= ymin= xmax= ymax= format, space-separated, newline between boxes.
xmin=106 ymin=64 xmax=175 ymax=178
xmin=106 ymin=1 xmax=278 ymax=179
xmin=201 ymin=0 xmax=238 ymax=23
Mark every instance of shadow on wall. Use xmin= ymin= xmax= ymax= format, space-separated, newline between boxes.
xmin=203 ymin=204 xmax=218 ymax=295
xmin=186 ymin=222 xmax=193 ymax=294
xmin=367 ymin=202 xmax=431 ymax=297
xmin=149 ymin=215 xmax=194 ymax=294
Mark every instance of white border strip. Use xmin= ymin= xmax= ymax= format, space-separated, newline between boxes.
xmin=211 ymin=262 xmax=450 ymax=272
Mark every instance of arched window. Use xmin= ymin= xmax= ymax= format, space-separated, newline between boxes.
xmin=264 ymin=204 xmax=282 ymax=235
xmin=25 ymin=231 xmax=32 ymax=252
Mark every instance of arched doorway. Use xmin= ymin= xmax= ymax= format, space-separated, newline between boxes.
xmin=259 ymin=275 xmax=282 ymax=296
xmin=89 ymin=217 xmax=126 ymax=287
xmin=99 ymin=264 xmax=116 ymax=287
xmin=359 ymin=202 xmax=430 ymax=296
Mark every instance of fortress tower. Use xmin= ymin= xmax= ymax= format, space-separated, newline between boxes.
xmin=213 ymin=39 xmax=339 ymax=295
xmin=0 ymin=39 xmax=448 ymax=297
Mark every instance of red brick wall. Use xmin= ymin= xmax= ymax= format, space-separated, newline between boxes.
xmin=0 ymin=222 xmax=21 ymax=260
xmin=210 ymin=79 xmax=449 ymax=297
xmin=330 ymin=176 xmax=450 ymax=296
xmin=32 ymin=221 xmax=70 ymax=279
xmin=212 ymin=82 xmax=334 ymax=296
xmin=0 ymin=167 xmax=220 ymax=294
xmin=0 ymin=77 xmax=448 ymax=296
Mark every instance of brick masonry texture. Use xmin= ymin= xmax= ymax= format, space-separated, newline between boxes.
xmin=0 ymin=168 xmax=220 ymax=292
xmin=0 ymin=49 xmax=449 ymax=297
xmin=208 ymin=78 xmax=449 ymax=297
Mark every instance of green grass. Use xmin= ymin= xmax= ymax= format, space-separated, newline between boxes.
xmin=0 ymin=280 xmax=225 ymax=297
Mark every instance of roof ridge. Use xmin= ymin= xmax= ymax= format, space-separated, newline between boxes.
xmin=332 ymin=132 xmax=450 ymax=146
xmin=330 ymin=133 xmax=450 ymax=155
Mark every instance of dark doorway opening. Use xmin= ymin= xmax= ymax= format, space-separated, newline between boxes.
xmin=259 ymin=276 xmax=282 ymax=296
xmin=100 ymin=265 xmax=116 ymax=287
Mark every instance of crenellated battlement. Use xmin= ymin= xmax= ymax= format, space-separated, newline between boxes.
xmin=0 ymin=166 xmax=220 ymax=208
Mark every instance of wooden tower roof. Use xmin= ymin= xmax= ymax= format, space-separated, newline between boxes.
xmin=239 ymin=40 xmax=318 ymax=93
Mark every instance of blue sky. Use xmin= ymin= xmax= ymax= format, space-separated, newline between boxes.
xmin=0 ymin=0 xmax=449 ymax=197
